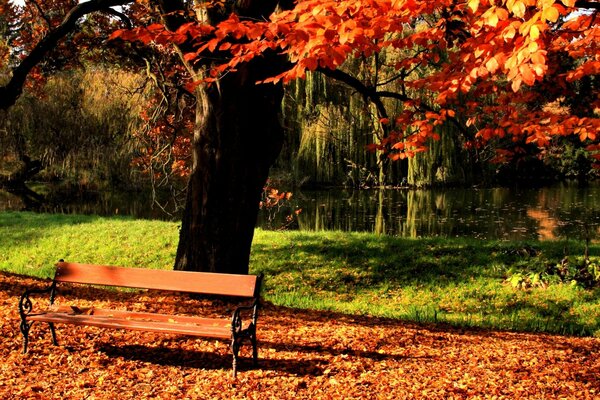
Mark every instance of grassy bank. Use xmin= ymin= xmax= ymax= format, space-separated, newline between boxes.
xmin=1 ymin=211 xmax=599 ymax=337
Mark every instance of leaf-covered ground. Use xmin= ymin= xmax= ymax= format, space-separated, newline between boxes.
xmin=2 ymin=272 xmax=599 ymax=399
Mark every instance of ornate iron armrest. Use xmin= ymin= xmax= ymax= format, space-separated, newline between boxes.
xmin=230 ymin=298 xmax=260 ymax=335
xmin=229 ymin=298 xmax=261 ymax=377
xmin=19 ymin=281 xmax=58 ymax=353
xmin=19 ymin=281 xmax=57 ymax=320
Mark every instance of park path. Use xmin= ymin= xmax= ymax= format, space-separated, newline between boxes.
xmin=1 ymin=272 xmax=599 ymax=399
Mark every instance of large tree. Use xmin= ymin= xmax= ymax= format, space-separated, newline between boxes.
xmin=165 ymin=0 xmax=293 ymax=273
xmin=1 ymin=0 xmax=599 ymax=274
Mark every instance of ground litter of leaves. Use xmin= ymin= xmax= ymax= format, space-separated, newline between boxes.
xmin=2 ymin=272 xmax=600 ymax=399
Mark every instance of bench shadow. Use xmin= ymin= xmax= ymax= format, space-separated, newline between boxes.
xmin=98 ymin=343 xmax=326 ymax=376
xmin=97 ymin=330 xmax=424 ymax=377
xmin=259 ymin=339 xmax=416 ymax=363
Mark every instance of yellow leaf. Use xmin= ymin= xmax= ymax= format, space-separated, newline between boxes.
xmin=511 ymin=1 xmax=526 ymax=18
xmin=542 ymin=6 xmax=560 ymax=22
xmin=519 ymin=11 xmax=541 ymax=35
xmin=532 ymin=62 xmax=546 ymax=76
xmin=503 ymin=25 xmax=516 ymax=40
xmin=470 ymin=66 xmax=479 ymax=79
xmin=531 ymin=50 xmax=546 ymax=65
xmin=561 ymin=0 xmax=575 ymax=6
xmin=538 ymin=0 xmax=555 ymax=7
xmin=530 ymin=24 xmax=540 ymax=40
xmin=468 ymin=0 xmax=480 ymax=12
xmin=481 ymin=6 xmax=500 ymax=26
xmin=485 ymin=56 xmax=500 ymax=73
xmin=487 ymin=12 xmax=499 ymax=27
xmin=511 ymin=76 xmax=523 ymax=92
xmin=528 ymin=40 xmax=539 ymax=52
xmin=505 ymin=57 xmax=517 ymax=72
xmin=496 ymin=7 xmax=509 ymax=20
xmin=519 ymin=63 xmax=536 ymax=85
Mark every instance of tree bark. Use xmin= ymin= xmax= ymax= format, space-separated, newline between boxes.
xmin=170 ymin=0 xmax=289 ymax=274
xmin=174 ymin=52 xmax=285 ymax=274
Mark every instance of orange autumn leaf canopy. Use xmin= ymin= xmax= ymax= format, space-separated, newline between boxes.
xmin=111 ymin=0 xmax=599 ymax=159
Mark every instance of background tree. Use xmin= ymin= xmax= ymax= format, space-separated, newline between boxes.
xmin=0 ymin=0 xmax=134 ymax=198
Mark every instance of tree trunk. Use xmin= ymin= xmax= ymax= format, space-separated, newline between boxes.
xmin=174 ymin=55 xmax=285 ymax=273
xmin=0 ymin=155 xmax=46 ymax=207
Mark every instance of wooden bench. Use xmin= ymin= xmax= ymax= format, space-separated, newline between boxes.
xmin=18 ymin=261 xmax=262 ymax=377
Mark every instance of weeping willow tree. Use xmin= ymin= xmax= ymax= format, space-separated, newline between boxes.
xmin=277 ymin=30 xmax=482 ymax=188
xmin=279 ymin=61 xmax=409 ymax=188
xmin=1 ymin=67 xmax=148 ymax=190
xmin=407 ymin=122 xmax=473 ymax=187
xmin=279 ymin=70 xmax=377 ymax=187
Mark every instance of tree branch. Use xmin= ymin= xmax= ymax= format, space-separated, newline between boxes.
xmin=102 ymin=7 xmax=133 ymax=29
xmin=316 ymin=66 xmax=390 ymax=137
xmin=0 ymin=0 xmax=133 ymax=111
xmin=156 ymin=0 xmax=188 ymax=32
xmin=376 ymin=90 xmax=473 ymax=138
xmin=316 ymin=67 xmax=474 ymax=141
xmin=575 ymin=1 xmax=600 ymax=10
xmin=316 ymin=66 xmax=378 ymax=103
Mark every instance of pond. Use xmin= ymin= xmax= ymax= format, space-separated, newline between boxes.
xmin=273 ymin=185 xmax=599 ymax=241
xmin=1 ymin=183 xmax=599 ymax=241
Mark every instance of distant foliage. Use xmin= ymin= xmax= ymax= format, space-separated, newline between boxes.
xmin=0 ymin=68 xmax=149 ymax=188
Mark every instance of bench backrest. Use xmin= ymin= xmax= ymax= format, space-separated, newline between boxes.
xmin=54 ymin=262 xmax=261 ymax=298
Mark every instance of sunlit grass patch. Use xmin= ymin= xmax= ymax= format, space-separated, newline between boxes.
xmin=252 ymin=229 xmax=600 ymax=337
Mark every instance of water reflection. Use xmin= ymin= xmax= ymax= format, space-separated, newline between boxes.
xmin=0 ymin=186 xmax=178 ymax=221
xmin=1 ymin=183 xmax=599 ymax=241
xmin=267 ymin=184 xmax=600 ymax=241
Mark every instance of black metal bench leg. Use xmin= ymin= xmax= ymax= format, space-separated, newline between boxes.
xmin=251 ymin=334 xmax=258 ymax=367
xmin=231 ymin=338 xmax=240 ymax=379
xmin=20 ymin=320 xmax=31 ymax=354
xmin=49 ymin=323 xmax=58 ymax=346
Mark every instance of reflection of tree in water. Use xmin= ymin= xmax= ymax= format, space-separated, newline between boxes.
xmin=526 ymin=209 xmax=557 ymax=240
xmin=533 ymin=185 xmax=600 ymax=243
xmin=289 ymin=185 xmax=600 ymax=240
xmin=402 ymin=188 xmax=533 ymax=240
xmin=0 ymin=185 xmax=182 ymax=220
xmin=552 ymin=205 xmax=600 ymax=244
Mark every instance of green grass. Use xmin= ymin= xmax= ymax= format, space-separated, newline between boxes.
xmin=0 ymin=212 xmax=178 ymax=276
xmin=2 ymin=211 xmax=600 ymax=337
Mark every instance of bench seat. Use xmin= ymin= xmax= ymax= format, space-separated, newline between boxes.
xmin=28 ymin=307 xmax=235 ymax=338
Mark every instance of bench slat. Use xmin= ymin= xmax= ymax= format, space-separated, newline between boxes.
xmin=29 ymin=312 xmax=232 ymax=339
xmin=47 ymin=306 xmax=238 ymax=327
xmin=55 ymin=262 xmax=259 ymax=297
